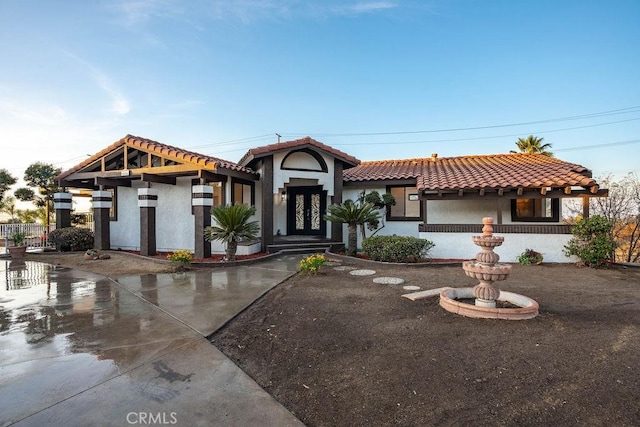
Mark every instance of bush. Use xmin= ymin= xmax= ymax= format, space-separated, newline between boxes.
xmin=299 ymin=254 xmax=326 ymax=274
xmin=48 ymin=227 xmax=94 ymax=252
xmin=167 ymin=250 xmax=193 ymax=270
xmin=517 ymin=248 xmax=543 ymax=265
xmin=362 ymin=235 xmax=435 ymax=263
xmin=564 ymin=215 xmax=617 ymax=268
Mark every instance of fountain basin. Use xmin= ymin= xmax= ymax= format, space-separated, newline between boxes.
xmin=462 ymin=261 xmax=511 ymax=281
xmin=439 ymin=287 xmax=539 ymax=320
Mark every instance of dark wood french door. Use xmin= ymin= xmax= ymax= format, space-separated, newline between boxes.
xmin=287 ymin=186 xmax=327 ymax=236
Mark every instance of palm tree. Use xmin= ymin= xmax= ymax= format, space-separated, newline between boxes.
xmin=205 ymin=203 xmax=260 ymax=261
xmin=324 ymin=200 xmax=380 ymax=256
xmin=510 ymin=135 xmax=554 ymax=157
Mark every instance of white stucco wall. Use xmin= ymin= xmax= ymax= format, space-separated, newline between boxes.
xmin=421 ymin=232 xmax=578 ymax=263
xmin=155 ymin=178 xmax=194 ymax=251
xmin=110 ymin=186 xmax=140 ymax=250
xmin=273 ymin=151 xmax=335 ymax=196
xmin=110 ymin=179 xmax=195 ymax=251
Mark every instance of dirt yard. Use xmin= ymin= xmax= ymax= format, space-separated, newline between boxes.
xmin=23 ymin=251 xmax=171 ymax=276
xmin=212 ymin=260 xmax=640 ymax=426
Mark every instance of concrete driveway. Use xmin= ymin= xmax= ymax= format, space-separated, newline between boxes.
xmin=0 ymin=256 xmax=304 ymax=427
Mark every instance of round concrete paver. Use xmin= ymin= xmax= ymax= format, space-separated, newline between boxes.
xmin=324 ymin=261 xmax=341 ymax=267
xmin=373 ymin=277 xmax=405 ymax=285
xmin=334 ymin=266 xmax=357 ymax=271
xmin=349 ymin=269 xmax=376 ymax=276
xmin=403 ymin=285 xmax=421 ymax=291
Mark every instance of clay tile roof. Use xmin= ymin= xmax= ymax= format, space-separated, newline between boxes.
xmin=343 ymin=153 xmax=597 ymax=191
xmin=58 ymin=134 xmax=256 ymax=180
xmin=238 ymin=136 xmax=360 ymax=167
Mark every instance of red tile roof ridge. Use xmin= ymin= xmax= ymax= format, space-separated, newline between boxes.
xmin=239 ymin=136 xmax=360 ymax=167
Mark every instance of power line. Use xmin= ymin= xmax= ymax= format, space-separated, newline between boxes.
xmin=327 ymin=117 xmax=640 ymax=146
xmin=554 ymin=139 xmax=640 ymax=152
xmin=279 ymin=105 xmax=640 ymax=137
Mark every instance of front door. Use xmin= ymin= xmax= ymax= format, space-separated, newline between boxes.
xmin=287 ymin=186 xmax=327 ymax=236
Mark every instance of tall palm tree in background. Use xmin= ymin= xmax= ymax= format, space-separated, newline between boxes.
xmin=510 ymin=135 xmax=554 ymax=157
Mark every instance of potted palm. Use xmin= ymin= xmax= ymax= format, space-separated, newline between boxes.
xmin=205 ymin=204 xmax=260 ymax=261
xmin=8 ymin=231 xmax=27 ymax=259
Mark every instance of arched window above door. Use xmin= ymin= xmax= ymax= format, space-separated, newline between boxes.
xmin=280 ymin=149 xmax=328 ymax=172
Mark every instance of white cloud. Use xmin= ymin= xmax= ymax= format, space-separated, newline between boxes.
xmin=60 ymin=49 xmax=131 ymax=116
xmin=115 ymin=0 xmax=184 ymax=26
xmin=334 ymin=2 xmax=398 ymax=15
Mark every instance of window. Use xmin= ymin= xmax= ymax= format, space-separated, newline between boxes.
xmin=231 ymin=179 xmax=254 ymax=205
xmin=211 ymin=182 xmax=224 ymax=207
xmin=511 ymin=198 xmax=559 ymax=222
xmin=107 ymin=188 xmax=117 ymax=221
xmin=387 ymin=186 xmax=421 ymax=220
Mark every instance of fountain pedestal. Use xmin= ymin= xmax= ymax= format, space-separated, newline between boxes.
xmin=461 ymin=218 xmax=511 ymax=308
xmin=438 ymin=217 xmax=539 ymax=320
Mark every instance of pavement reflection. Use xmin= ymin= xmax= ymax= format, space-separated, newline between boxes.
xmin=0 ymin=255 xmax=303 ymax=426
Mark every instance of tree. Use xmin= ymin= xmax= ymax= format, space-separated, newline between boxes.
xmin=510 ymin=135 xmax=554 ymax=157
xmin=357 ymin=190 xmax=396 ymax=240
xmin=0 ymin=196 xmax=18 ymax=222
xmin=324 ymin=200 xmax=380 ymax=256
xmin=564 ymin=215 xmax=617 ymax=267
xmin=565 ymin=173 xmax=640 ymax=263
xmin=15 ymin=162 xmax=61 ymax=228
xmin=0 ymin=168 xmax=17 ymax=202
xmin=204 ymin=203 xmax=260 ymax=261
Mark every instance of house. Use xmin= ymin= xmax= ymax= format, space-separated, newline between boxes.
xmin=55 ymin=135 xmax=607 ymax=262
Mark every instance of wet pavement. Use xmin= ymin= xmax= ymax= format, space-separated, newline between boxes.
xmin=0 ymin=256 xmax=304 ymax=427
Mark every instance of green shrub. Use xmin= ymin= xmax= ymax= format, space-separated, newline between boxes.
xmin=362 ymin=235 xmax=435 ymax=262
xmin=299 ymin=253 xmax=326 ymax=274
xmin=517 ymin=248 xmax=543 ymax=265
xmin=563 ymin=215 xmax=617 ymax=268
xmin=48 ymin=227 xmax=94 ymax=252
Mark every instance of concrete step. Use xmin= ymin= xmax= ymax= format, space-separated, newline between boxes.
xmin=267 ymin=241 xmax=344 ymax=254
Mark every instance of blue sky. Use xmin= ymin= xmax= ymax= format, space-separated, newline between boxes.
xmin=1 ymin=0 xmax=639 ymax=189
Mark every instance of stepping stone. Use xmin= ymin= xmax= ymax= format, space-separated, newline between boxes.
xmin=324 ymin=261 xmax=341 ymax=267
xmin=349 ymin=269 xmax=376 ymax=276
xmin=373 ymin=277 xmax=405 ymax=285
xmin=402 ymin=287 xmax=452 ymax=301
xmin=402 ymin=285 xmax=420 ymax=291
xmin=334 ymin=266 xmax=357 ymax=271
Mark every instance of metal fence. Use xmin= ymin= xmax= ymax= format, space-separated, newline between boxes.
xmin=0 ymin=223 xmax=55 ymax=252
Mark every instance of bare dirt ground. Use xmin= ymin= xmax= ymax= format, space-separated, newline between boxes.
xmin=212 ymin=260 xmax=640 ymax=426
xmin=23 ymin=251 xmax=171 ymax=276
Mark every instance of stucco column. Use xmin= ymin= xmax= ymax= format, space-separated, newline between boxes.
xmin=54 ymin=192 xmax=72 ymax=229
xmin=331 ymin=161 xmax=344 ymax=242
xmin=138 ymin=188 xmax=158 ymax=256
xmin=92 ymin=190 xmax=112 ymax=250
xmin=192 ymin=185 xmax=212 ymax=259
xmin=261 ymin=156 xmax=274 ymax=252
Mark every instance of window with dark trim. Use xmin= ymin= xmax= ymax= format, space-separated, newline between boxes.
xmin=231 ymin=179 xmax=255 ymax=205
xmin=511 ymin=198 xmax=559 ymax=222
xmin=386 ymin=185 xmax=422 ymax=220
xmin=108 ymin=187 xmax=117 ymax=221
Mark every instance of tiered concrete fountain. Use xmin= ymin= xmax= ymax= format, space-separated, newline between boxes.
xmin=439 ymin=217 xmax=539 ymax=320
